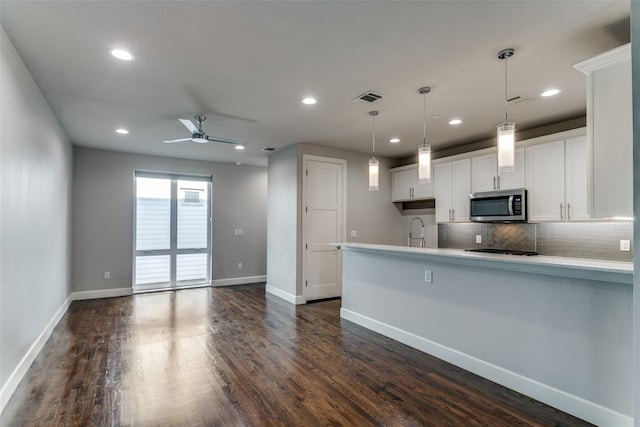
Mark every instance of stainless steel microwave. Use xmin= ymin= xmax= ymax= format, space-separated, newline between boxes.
xmin=469 ymin=188 xmax=527 ymax=223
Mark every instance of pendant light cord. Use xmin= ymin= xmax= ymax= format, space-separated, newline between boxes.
xmin=504 ymin=54 xmax=508 ymax=124
xmin=372 ymin=114 xmax=376 ymax=155
xmin=423 ymin=92 xmax=427 ymax=146
xmin=369 ymin=111 xmax=379 ymax=156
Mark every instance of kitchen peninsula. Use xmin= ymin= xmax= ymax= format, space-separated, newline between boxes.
xmin=340 ymin=243 xmax=633 ymax=427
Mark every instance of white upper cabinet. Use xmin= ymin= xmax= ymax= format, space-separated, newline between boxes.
xmin=498 ymin=148 xmax=525 ymax=191
xmin=434 ymin=158 xmax=470 ymax=223
xmin=564 ymin=136 xmax=589 ymax=221
xmin=574 ymin=44 xmax=632 ymax=219
xmin=527 ymin=140 xmax=565 ymax=221
xmin=526 ymin=135 xmax=588 ymax=222
xmin=471 ymin=148 xmax=524 ymax=193
xmin=471 ymin=153 xmax=497 ymax=193
xmin=390 ymin=164 xmax=433 ymax=202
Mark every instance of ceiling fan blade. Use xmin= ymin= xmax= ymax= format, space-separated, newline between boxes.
xmin=179 ymin=118 xmax=199 ymax=134
xmin=163 ymin=137 xmax=191 ymax=143
xmin=206 ymin=135 xmax=246 ymax=145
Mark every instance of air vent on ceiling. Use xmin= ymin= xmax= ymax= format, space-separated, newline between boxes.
xmin=261 ymin=147 xmax=276 ymax=152
xmin=506 ymin=94 xmax=531 ymax=106
xmin=352 ymin=91 xmax=385 ymax=104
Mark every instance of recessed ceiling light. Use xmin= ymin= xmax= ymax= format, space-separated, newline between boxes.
xmin=302 ymin=97 xmax=317 ymax=105
xmin=540 ymin=89 xmax=560 ymax=97
xmin=430 ymin=114 xmax=440 ymax=119
xmin=448 ymin=119 xmax=462 ymax=125
xmin=389 ymin=138 xmax=400 ymax=143
xmin=235 ymin=145 xmax=245 ymax=150
xmin=115 ymin=128 xmax=129 ymax=134
xmin=110 ymin=48 xmax=134 ymax=61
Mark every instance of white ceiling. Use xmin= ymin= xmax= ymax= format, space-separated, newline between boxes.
xmin=0 ymin=1 xmax=630 ymax=167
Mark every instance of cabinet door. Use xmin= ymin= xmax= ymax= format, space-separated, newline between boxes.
xmin=471 ymin=153 xmax=497 ymax=193
xmin=565 ymin=136 xmax=589 ymax=221
xmin=434 ymin=162 xmax=453 ymax=223
xmin=414 ymin=174 xmax=434 ymax=198
xmin=592 ymin=57 xmax=632 ymax=218
xmin=391 ymin=169 xmax=414 ymax=201
xmin=526 ymin=140 xmax=565 ymax=221
xmin=498 ymin=148 xmax=525 ymax=190
xmin=451 ymin=159 xmax=471 ymax=222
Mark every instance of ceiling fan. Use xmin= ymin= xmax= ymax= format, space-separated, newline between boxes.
xmin=163 ymin=115 xmax=246 ymax=146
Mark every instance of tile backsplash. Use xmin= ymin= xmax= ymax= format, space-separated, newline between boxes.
xmin=438 ymin=221 xmax=633 ymax=261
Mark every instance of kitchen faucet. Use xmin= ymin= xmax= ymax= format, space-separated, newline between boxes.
xmin=407 ymin=217 xmax=425 ymax=248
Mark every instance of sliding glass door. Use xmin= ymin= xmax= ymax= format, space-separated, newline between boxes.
xmin=134 ymin=172 xmax=211 ymax=292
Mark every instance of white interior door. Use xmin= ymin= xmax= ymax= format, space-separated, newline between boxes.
xmin=303 ymin=156 xmax=345 ymax=301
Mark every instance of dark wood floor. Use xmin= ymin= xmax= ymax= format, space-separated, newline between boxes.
xmin=2 ymin=283 xmax=593 ymax=426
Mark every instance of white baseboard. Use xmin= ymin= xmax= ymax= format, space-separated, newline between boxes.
xmin=265 ymin=284 xmax=305 ymax=305
xmin=0 ymin=296 xmax=71 ymax=413
xmin=71 ymin=287 xmax=133 ymax=301
xmin=340 ymin=308 xmax=633 ymax=427
xmin=212 ymin=275 xmax=266 ymax=287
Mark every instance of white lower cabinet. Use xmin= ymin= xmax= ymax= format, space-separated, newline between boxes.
xmin=391 ymin=164 xmax=433 ymax=201
xmin=434 ymin=158 xmax=470 ymax=223
xmin=526 ymin=135 xmax=588 ymax=222
xmin=471 ymin=149 xmax=525 ymax=193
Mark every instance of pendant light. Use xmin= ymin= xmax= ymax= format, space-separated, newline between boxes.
xmin=497 ymin=48 xmax=515 ymax=173
xmin=368 ymin=110 xmax=380 ymax=192
xmin=417 ymin=87 xmax=432 ymax=183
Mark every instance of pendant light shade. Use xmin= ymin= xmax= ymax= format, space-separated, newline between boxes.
xmin=497 ymin=48 xmax=515 ymax=173
xmin=418 ymin=145 xmax=431 ymax=183
xmin=368 ymin=157 xmax=379 ymax=192
xmin=368 ymin=111 xmax=380 ymax=192
xmin=417 ymin=87 xmax=432 ymax=183
xmin=497 ymin=122 xmax=515 ymax=172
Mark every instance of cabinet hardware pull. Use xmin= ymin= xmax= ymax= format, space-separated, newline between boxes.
xmin=497 ymin=176 xmax=501 ymax=190
xmin=567 ymin=203 xmax=571 ymax=221
xmin=452 ymin=209 xmax=455 ymax=221
xmin=493 ymin=176 xmax=496 ymax=190
xmin=560 ymin=203 xmax=564 ymax=221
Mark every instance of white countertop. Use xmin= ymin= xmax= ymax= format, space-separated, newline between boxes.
xmin=339 ymin=243 xmax=633 ymax=285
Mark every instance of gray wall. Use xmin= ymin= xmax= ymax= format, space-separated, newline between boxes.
xmin=0 ymin=28 xmax=73 ymax=392
xmin=266 ymin=142 xmax=407 ymax=300
xmin=631 ymin=2 xmax=639 ymax=425
xmin=297 ymin=143 xmax=406 ymax=247
xmin=342 ymin=248 xmax=633 ymax=422
xmin=72 ymin=147 xmax=267 ymax=292
xmin=266 ymin=145 xmax=299 ymax=297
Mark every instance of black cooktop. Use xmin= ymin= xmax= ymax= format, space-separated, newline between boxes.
xmin=465 ymin=248 xmax=538 ymax=256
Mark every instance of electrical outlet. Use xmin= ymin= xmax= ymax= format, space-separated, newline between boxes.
xmin=424 ymin=270 xmax=432 ymax=283
xmin=620 ymin=240 xmax=631 ymax=252
xmin=350 ymin=230 xmax=358 ymax=238
xmin=237 ymin=262 xmax=243 ymax=269
xmin=104 ymin=271 xmax=111 ymax=279
xmin=475 ymin=235 xmax=482 ymax=244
